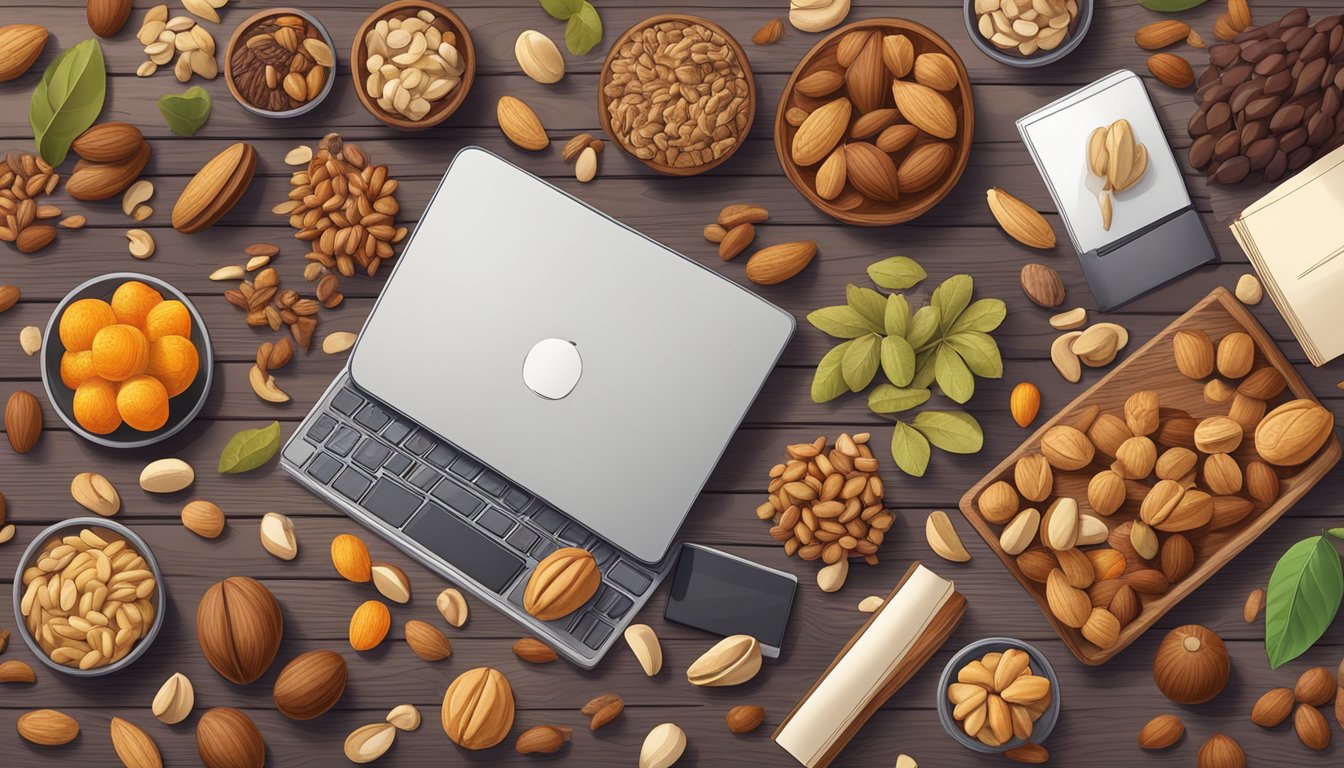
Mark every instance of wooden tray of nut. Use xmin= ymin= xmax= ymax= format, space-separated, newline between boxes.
xmin=959 ymin=288 xmax=1340 ymax=665
xmin=773 ymin=19 xmax=974 ymax=226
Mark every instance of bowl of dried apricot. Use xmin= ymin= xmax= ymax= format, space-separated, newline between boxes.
xmin=40 ymin=273 xmax=213 ymax=448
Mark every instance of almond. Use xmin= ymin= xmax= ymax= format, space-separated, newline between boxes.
xmin=1051 ymin=332 xmax=1083 ymax=382
xmin=1294 ymin=667 xmax=1336 ymax=706
xmin=1110 ymin=583 xmax=1141 ymax=626
xmin=791 ymin=97 xmax=852 ymax=166
xmin=1087 ymin=469 xmax=1126 ymax=516
xmin=687 ymin=634 xmax=762 ymax=687
xmin=1125 ymin=568 xmax=1171 ymax=595
xmin=345 ymin=722 xmax=397 ymax=763
xmin=897 ymin=142 xmax=954 ymax=193
xmin=73 ymin=122 xmax=144 ymax=164
xmin=67 ymin=142 xmax=151 ymax=201
xmin=1017 ymin=549 xmax=1057 ymax=582
xmin=1000 ymin=508 xmax=1041 ymax=556
xmin=331 ymin=533 xmax=372 ymax=582
xmin=406 ymin=620 xmax=453 ymax=661
xmin=0 ymin=659 xmax=36 ymax=683
xmin=845 ymin=35 xmax=885 ymax=113
xmin=1197 ymin=733 xmax=1243 ymax=767
xmin=524 ymin=547 xmax=601 ymax=621
xmin=1135 ymin=20 xmax=1191 ymax=50
xmin=875 ymin=123 xmax=918 ymax=153
xmin=17 ymin=709 xmax=79 ymax=746
xmin=1255 ymin=399 xmax=1334 ymax=466
xmin=349 ymin=600 xmax=391 ymax=651
xmin=180 ymin=500 xmax=224 ymax=538
xmin=1081 ymin=607 xmax=1120 ymax=649
xmin=71 ymin=471 xmax=120 ymax=516
xmin=926 ymin=509 xmax=971 ymax=562
xmin=515 ymin=725 xmax=572 ymax=755
xmin=815 ymin=147 xmax=847 ymax=200
xmin=1243 ymin=587 xmax=1265 ymax=623
xmin=496 ymin=96 xmax=548 ymax=151
xmin=1251 ymin=687 xmax=1294 ymax=727
xmin=751 ymin=18 xmax=783 ymax=45
xmin=1194 ymin=416 xmax=1243 ymax=454
xmin=718 ymin=223 xmax=755 ymax=261
xmin=796 ymin=69 xmax=845 ymax=98
xmin=745 ymin=241 xmax=817 ymax=285
xmin=850 ymin=108 xmax=898 ymax=139
xmin=978 ymin=480 xmax=1020 ymax=524
xmin=87 ymin=0 xmax=133 ymax=37
xmin=1086 ymin=548 xmax=1126 ymax=581
xmin=639 ymin=723 xmax=686 ymax=768
xmin=913 ymin=52 xmax=959 ymax=91
xmin=0 ymin=24 xmax=48 ymax=81
xmin=0 ymin=285 xmax=19 ymax=313
xmin=511 ymin=637 xmax=557 ymax=664
xmin=1147 ymin=53 xmax=1192 ymax=88
xmin=881 ymin=34 xmax=914 ymax=77
xmin=844 ymin=142 xmax=900 ymax=202
xmin=1000 ymin=674 xmax=1051 ymax=705
xmin=1160 ymin=534 xmax=1194 ymax=582
xmin=151 ymin=673 xmax=194 ymax=724
xmin=1238 ymin=367 xmax=1286 ymax=400
xmin=1014 ymin=453 xmax=1053 ymax=502
xmin=990 ymin=188 xmax=1056 ymax=250
xmin=1172 ymin=329 xmax=1215 ymax=378
xmin=514 ymin=30 xmax=564 ymax=84
xmin=1294 ymin=703 xmax=1331 ymax=750
xmin=726 ymin=705 xmax=765 ymax=734
xmin=371 ymin=562 xmax=412 ymax=603
xmin=436 ymin=588 xmax=469 ymax=627
xmin=259 ymin=511 xmax=297 ymax=560
xmin=1046 ymin=569 xmax=1090 ymax=627
xmin=172 ymin=142 xmax=256 ymax=233
xmin=624 ymin=623 xmax=663 ymax=676
xmin=5 ymin=391 xmax=42 ymax=453
xmin=1235 ymin=273 xmax=1262 ymax=304
xmin=1004 ymin=743 xmax=1049 ymax=764
xmin=1138 ymin=714 xmax=1184 ymax=749
xmin=386 ymin=704 xmax=421 ymax=731
xmin=891 ymin=80 xmax=957 ymax=139
xmin=1040 ymin=426 xmax=1093 ymax=470
xmin=836 ymin=30 xmax=873 ymax=67
xmin=584 ymin=693 xmax=624 ymax=731
xmin=718 ymin=204 xmax=770 ymax=228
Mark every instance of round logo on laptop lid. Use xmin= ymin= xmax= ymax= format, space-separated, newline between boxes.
xmin=522 ymin=338 xmax=582 ymax=399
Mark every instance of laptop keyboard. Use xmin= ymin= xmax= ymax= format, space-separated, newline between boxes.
xmin=281 ymin=371 xmax=669 ymax=666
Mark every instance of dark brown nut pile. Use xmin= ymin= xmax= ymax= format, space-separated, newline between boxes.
xmin=223 ymin=264 xmax=320 ymax=350
xmin=603 ymin=19 xmax=751 ymax=169
xmin=230 ymin=14 xmax=333 ymax=112
xmin=0 ymin=150 xmax=62 ymax=253
xmin=1190 ymin=8 xmax=1344 ymax=184
xmin=274 ymin=133 xmax=406 ymax=278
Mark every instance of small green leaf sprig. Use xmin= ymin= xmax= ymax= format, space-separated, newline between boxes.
xmin=219 ymin=421 xmax=282 ymax=474
xmin=539 ymin=0 xmax=603 ymax=55
xmin=808 ymin=256 xmax=1006 ymax=477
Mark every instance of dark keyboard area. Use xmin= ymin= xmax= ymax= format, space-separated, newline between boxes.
xmin=281 ymin=373 xmax=667 ymax=663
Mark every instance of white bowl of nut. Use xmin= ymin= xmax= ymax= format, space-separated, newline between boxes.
xmin=224 ymin=8 xmax=338 ymax=118
xmin=964 ymin=0 xmax=1092 ymax=68
xmin=12 ymin=518 xmax=165 ymax=677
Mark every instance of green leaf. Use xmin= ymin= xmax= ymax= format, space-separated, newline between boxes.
xmin=884 ymin=293 xmax=910 ymax=338
xmin=934 ymin=344 xmax=975 ymax=404
xmin=911 ymin=346 xmax=938 ymax=389
xmin=847 ymin=284 xmax=887 ymax=332
xmin=890 ymin=421 xmax=930 ymax=477
xmin=1265 ymin=535 xmax=1344 ymax=668
xmin=564 ymin=2 xmax=603 ymax=54
xmin=880 ymin=334 xmax=915 ymax=387
xmin=913 ymin=411 xmax=984 ymax=454
xmin=808 ymin=305 xmax=880 ymax=338
xmin=945 ymin=331 xmax=1004 ymax=379
xmin=841 ymin=333 xmax=881 ymax=392
xmin=1138 ymin=0 xmax=1208 ymax=11
xmin=907 ymin=305 xmax=941 ymax=350
xmin=930 ymin=275 xmax=973 ymax=336
xmin=218 ymin=421 xmax=282 ymax=474
xmin=867 ymin=383 xmax=930 ymax=414
xmin=811 ymin=341 xmax=853 ymax=403
xmin=950 ymin=298 xmax=1007 ymax=335
xmin=867 ymin=256 xmax=926 ymax=290
xmin=1329 ymin=528 xmax=1344 ymax=540
xmin=30 ymin=39 xmax=106 ymax=167
xmin=158 ymin=85 xmax=211 ymax=136
xmin=539 ymin=0 xmax=584 ymax=18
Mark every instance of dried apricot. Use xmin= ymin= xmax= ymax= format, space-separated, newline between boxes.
xmin=117 ymin=374 xmax=169 ymax=431
xmin=91 ymin=324 xmax=150 ymax=382
xmin=59 ymin=298 xmax=116 ymax=352
xmin=73 ymin=378 xmax=122 ymax=434
xmin=60 ymin=350 xmax=97 ymax=389
xmin=110 ymin=280 xmax=163 ymax=328
xmin=144 ymin=299 xmax=191 ymax=342
xmin=146 ymin=335 xmax=199 ymax=397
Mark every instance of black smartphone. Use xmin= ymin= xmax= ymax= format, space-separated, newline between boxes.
xmin=663 ymin=544 xmax=797 ymax=657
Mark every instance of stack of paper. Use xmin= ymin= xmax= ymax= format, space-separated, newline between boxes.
xmin=1231 ymin=144 xmax=1344 ymax=366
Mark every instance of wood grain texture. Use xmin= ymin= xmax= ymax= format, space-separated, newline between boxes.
xmin=2 ymin=1 xmax=1344 ymax=766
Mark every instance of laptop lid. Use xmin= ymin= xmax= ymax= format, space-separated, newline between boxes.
xmin=349 ymin=148 xmax=795 ymax=563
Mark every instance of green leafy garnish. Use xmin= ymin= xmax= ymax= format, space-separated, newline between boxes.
xmin=867 ymin=256 xmax=926 ymax=290
xmin=539 ymin=0 xmax=584 ymax=19
xmin=564 ymin=2 xmax=603 ymax=55
xmin=913 ymin=411 xmax=984 ymax=454
xmin=1265 ymin=535 xmax=1343 ymax=668
xmin=158 ymin=86 xmax=212 ymax=136
xmin=890 ymin=421 xmax=930 ymax=477
xmin=219 ymin=421 xmax=282 ymax=474
xmin=811 ymin=341 xmax=853 ymax=404
xmin=30 ymin=38 xmax=106 ymax=167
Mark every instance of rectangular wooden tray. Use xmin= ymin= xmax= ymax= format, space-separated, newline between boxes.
xmin=958 ymin=288 xmax=1340 ymax=665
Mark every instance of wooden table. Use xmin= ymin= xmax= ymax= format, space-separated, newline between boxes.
xmin=2 ymin=1 xmax=1342 ymax=765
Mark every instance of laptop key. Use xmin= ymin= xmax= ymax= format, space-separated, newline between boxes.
xmin=404 ymin=503 xmax=523 ymax=593
xmin=478 ymin=508 xmax=514 ymax=537
xmin=426 ymin=443 xmax=458 ymax=469
xmin=450 ymin=454 xmax=483 ymax=480
xmin=583 ymin=616 xmax=613 ymax=649
xmin=362 ymin=478 xmax=423 ymax=528
xmin=591 ymin=542 xmax=617 ymax=566
xmin=476 ymin=470 xmax=507 ymax=496
xmin=557 ymin=522 xmax=589 ymax=547
xmin=331 ymin=388 xmax=364 ymax=415
xmin=506 ymin=526 xmax=539 ymax=554
xmin=282 ymin=438 xmax=315 ymax=468
xmin=307 ymin=414 xmax=337 ymax=442
xmin=355 ymin=403 xmax=392 ymax=432
xmin=327 ymin=426 xmax=360 ymax=457
xmin=403 ymin=430 xmax=435 ymax=456
xmin=385 ymin=452 xmax=412 ymax=475
xmin=354 ymin=439 xmax=392 ymax=471
xmin=430 ymin=481 xmax=483 ymax=517
xmin=531 ymin=539 xmax=559 ymax=560
xmin=596 ymin=588 xmax=633 ymax=619
xmin=305 ymin=452 xmax=343 ymax=484
xmin=531 ymin=506 xmax=565 ymax=534
xmin=381 ymin=420 xmax=411 ymax=445
xmin=407 ymin=465 xmax=440 ymax=491
xmin=608 ymin=560 xmax=653 ymax=595
xmin=502 ymin=487 xmax=531 ymax=511
xmin=333 ymin=467 xmax=373 ymax=502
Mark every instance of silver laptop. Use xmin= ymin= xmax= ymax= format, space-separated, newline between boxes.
xmin=281 ymin=148 xmax=794 ymax=667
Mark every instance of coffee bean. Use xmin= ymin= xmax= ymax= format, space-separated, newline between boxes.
xmin=1246 ymin=95 xmax=1281 ymax=121
xmin=1210 ymin=44 xmax=1240 ymax=68
xmin=1240 ymin=120 xmax=1268 ymax=148
xmin=1262 ymin=69 xmax=1293 ymax=95
xmin=1254 ymin=53 xmax=1287 ymax=77
xmin=1214 ymin=130 xmax=1242 ymax=161
xmin=1280 ymin=125 xmax=1308 ymax=152
xmin=1189 ymin=134 xmax=1217 ymax=168
xmin=1198 ymin=64 xmax=1221 ymax=87
xmin=1214 ymin=155 xmax=1251 ymax=183
xmin=1243 ymin=39 xmax=1284 ymax=64
xmin=1221 ymin=65 xmax=1253 ymax=87
xmin=1230 ymin=79 xmax=1265 ymax=111
xmin=1199 ymin=82 xmax=1234 ymax=105
xmin=1301 ymin=32 xmax=1328 ymax=61
xmin=1264 ymin=148 xmax=1289 ymax=181
xmin=1235 ymin=26 xmax=1269 ymax=45
xmin=1314 ymin=15 xmax=1341 ymax=34
xmin=1207 ymin=101 xmax=1233 ymax=132
xmin=1322 ymin=87 xmax=1340 ymax=117
xmin=1188 ymin=105 xmax=1210 ymax=136
xmin=1282 ymin=25 xmax=1312 ymax=51
xmin=1288 ymin=145 xmax=1313 ymax=170
xmin=1307 ymin=113 xmax=1334 ymax=146
xmin=1330 ymin=26 xmax=1343 ymax=55
xmin=1270 ymin=103 xmax=1305 ymax=131
xmin=1246 ymin=137 xmax=1278 ymax=170
xmin=1280 ymin=8 xmax=1310 ymax=29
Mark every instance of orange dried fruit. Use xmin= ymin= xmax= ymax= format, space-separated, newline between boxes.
xmin=331 ymin=533 xmax=372 ymax=582
xmin=91 ymin=324 xmax=150 ymax=382
xmin=73 ymin=378 xmax=122 ymax=434
xmin=110 ymin=280 xmax=163 ymax=328
xmin=59 ymin=298 xmax=116 ymax=352
xmin=116 ymin=374 xmax=169 ymax=431
xmin=146 ymin=335 xmax=199 ymax=397
xmin=349 ymin=600 xmax=391 ymax=651
xmin=144 ymin=299 xmax=191 ymax=342
xmin=60 ymin=350 xmax=97 ymax=389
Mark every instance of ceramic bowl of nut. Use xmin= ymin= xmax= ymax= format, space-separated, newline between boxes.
xmin=40 ymin=272 xmax=214 ymax=449
xmin=964 ymin=0 xmax=1093 ymax=68
xmin=12 ymin=518 xmax=166 ymax=677
xmin=936 ymin=637 xmax=1061 ymax=753
xmin=351 ymin=1 xmax=475 ymax=130
xmin=774 ymin=19 xmax=974 ymax=225
xmin=598 ymin=14 xmax=756 ymax=176
xmin=224 ymin=8 xmax=338 ymax=118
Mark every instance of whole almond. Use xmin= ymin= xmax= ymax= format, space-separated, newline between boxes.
xmin=512 ymin=637 xmax=557 ymax=664
xmin=436 ymin=588 xmax=468 ymax=627
xmin=181 ymin=500 xmax=225 ymax=538
xmin=876 ymin=123 xmax=919 ymax=153
xmin=0 ymin=285 xmax=19 ymax=314
xmin=1294 ymin=703 xmax=1330 ymax=749
xmin=815 ymin=147 xmax=847 ymax=200
xmin=1136 ymin=20 xmax=1191 ymax=49
xmin=345 ymin=722 xmax=397 ymax=764
xmin=68 ymin=143 xmax=151 ymax=202
xmin=751 ymin=18 xmax=783 ymax=45
xmin=0 ymin=24 xmax=48 ymax=82
xmin=1172 ymin=329 xmax=1215 ymax=378
xmin=1138 ymin=714 xmax=1184 ymax=749
xmin=17 ymin=709 xmax=79 ymax=745
xmin=515 ymin=724 xmax=572 ymax=755
xmin=718 ymin=204 xmax=770 ymax=228
xmin=71 ymin=471 xmax=120 ymax=516
xmin=1148 ymin=53 xmax=1194 ymax=89
xmin=913 ymin=52 xmax=959 ymax=91
xmin=624 ymin=623 xmax=663 ymax=676
xmin=1197 ymin=733 xmax=1244 ymax=768
xmin=718 ymin=223 xmax=755 ymax=261
xmin=792 ymin=98 xmax=852 ymax=166
xmin=897 ymin=142 xmax=954 ymax=194
xmin=1243 ymin=587 xmax=1265 ymax=622
xmin=406 ymin=620 xmax=453 ymax=661
xmin=844 ymin=142 xmax=900 ymax=202
xmin=991 ymin=189 xmax=1056 ymax=250
xmin=0 ymin=659 xmax=36 ymax=683
xmin=745 ymin=241 xmax=817 ymax=285
xmin=1020 ymin=263 xmax=1065 ymax=307
xmin=796 ymin=69 xmax=845 ymax=98
xmin=73 ymin=122 xmax=143 ymax=163
xmin=890 ymin=80 xmax=957 ymax=139
xmin=5 ymin=390 xmax=42 ymax=453
xmin=1294 ymin=667 xmax=1336 ymax=706
xmin=639 ymin=723 xmax=686 ymax=768
xmin=1251 ymin=687 xmax=1294 ymax=727
xmin=496 ymin=96 xmax=548 ymax=151
xmin=110 ymin=717 xmax=163 ymax=768
xmin=881 ymin=34 xmax=914 ymax=77
xmin=1046 ymin=569 xmax=1090 ymax=628
xmin=727 ymin=705 xmax=765 ymax=733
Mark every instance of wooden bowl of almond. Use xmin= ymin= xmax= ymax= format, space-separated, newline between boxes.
xmin=350 ymin=1 xmax=475 ymax=130
xmin=774 ymin=19 xmax=974 ymax=226
xmin=12 ymin=518 xmax=165 ymax=677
